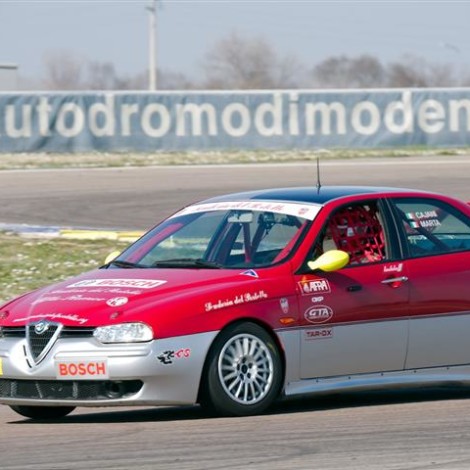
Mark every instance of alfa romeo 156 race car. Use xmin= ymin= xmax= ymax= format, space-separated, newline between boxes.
xmin=1 ymin=185 xmax=470 ymax=420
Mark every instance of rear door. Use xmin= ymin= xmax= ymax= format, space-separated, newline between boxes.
xmin=295 ymin=198 xmax=410 ymax=379
xmin=390 ymin=196 xmax=470 ymax=369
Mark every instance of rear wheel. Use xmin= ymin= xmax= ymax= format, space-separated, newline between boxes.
xmin=201 ymin=322 xmax=282 ymax=416
xmin=10 ymin=405 xmax=75 ymax=420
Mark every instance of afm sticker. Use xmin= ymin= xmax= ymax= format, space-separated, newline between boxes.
xmin=55 ymin=359 xmax=109 ymax=380
xmin=298 ymin=279 xmax=331 ymax=295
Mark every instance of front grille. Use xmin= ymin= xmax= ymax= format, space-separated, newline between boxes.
xmin=27 ymin=323 xmax=60 ymax=361
xmin=0 ymin=379 xmax=143 ymax=400
xmin=2 ymin=327 xmax=26 ymax=337
xmin=2 ymin=325 xmax=99 ymax=368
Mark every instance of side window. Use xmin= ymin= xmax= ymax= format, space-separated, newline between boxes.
xmin=227 ymin=212 xmax=304 ymax=265
xmin=391 ymin=198 xmax=470 ymax=257
xmin=312 ymin=201 xmax=388 ymax=266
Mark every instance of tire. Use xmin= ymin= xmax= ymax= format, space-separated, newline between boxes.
xmin=200 ymin=322 xmax=282 ymax=416
xmin=10 ymin=405 xmax=75 ymax=420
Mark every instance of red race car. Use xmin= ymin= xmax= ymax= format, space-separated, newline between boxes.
xmin=1 ymin=185 xmax=470 ymax=420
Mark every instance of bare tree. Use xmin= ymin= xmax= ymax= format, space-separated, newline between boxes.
xmin=85 ymin=61 xmax=119 ymax=90
xmin=312 ymin=53 xmax=461 ymax=89
xmin=386 ymin=55 xmax=457 ymax=87
xmin=42 ymin=50 xmax=85 ymax=90
xmin=312 ymin=55 xmax=386 ymax=88
xmin=201 ymin=32 xmax=304 ymax=89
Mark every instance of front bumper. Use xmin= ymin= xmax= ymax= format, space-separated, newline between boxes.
xmin=0 ymin=331 xmax=218 ymax=407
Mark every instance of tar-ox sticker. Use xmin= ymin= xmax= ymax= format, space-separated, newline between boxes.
xmin=304 ymin=305 xmax=334 ymax=324
xmin=304 ymin=327 xmax=334 ymax=340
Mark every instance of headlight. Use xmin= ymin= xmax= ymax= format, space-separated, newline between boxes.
xmin=93 ymin=323 xmax=153 ymax=344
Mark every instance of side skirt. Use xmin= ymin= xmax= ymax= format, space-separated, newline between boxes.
xmin=284 ymin=364 xmax=470 ymax=397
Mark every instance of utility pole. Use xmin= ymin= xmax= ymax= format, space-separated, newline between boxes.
xmin=147 ymin=0 xmax=157 ymax=91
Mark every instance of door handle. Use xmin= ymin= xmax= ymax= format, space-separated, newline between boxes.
xmin=381 ymin=276 xmax=409 ymax=285
xmin=347 ymin=285 xmax=362 ymax=292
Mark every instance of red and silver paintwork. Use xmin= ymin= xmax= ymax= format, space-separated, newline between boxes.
xmin=2 ymin=185 xmax=470 ymax=419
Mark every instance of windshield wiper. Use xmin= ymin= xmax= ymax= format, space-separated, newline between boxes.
xmin=152 ymin=258 xmax=223 ymax=269
xmin=104 ymin=260 xmax=149 ymax=269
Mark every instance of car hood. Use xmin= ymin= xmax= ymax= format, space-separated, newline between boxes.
xmin=0 ymin=266 xmax=291 ymax=330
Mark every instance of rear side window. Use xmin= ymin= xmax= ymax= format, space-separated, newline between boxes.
xmin=391 ymin=198 xmax=470 ymax=257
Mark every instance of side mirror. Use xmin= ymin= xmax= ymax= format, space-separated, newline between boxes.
xmin=104 ymin=250 xmax=122 ymax=265
xmin=307 ymin=250 xmax=349 ymax=272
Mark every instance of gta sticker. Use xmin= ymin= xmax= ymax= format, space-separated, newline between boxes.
xmin=304 ymin=305 xmax=334 ymax=324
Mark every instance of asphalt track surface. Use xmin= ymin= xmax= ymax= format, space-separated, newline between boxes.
xmin=1 ymin=155 xmax=470 ymax=231
xmin=2 ymin=156 xmax=470 ymax=470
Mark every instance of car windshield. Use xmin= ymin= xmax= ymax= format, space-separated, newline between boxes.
xmin=111 ymin=201 xmax=318 ymax=269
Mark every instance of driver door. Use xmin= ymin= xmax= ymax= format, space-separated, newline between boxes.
xmin=295 ymin=199 xmax=410 ymax=379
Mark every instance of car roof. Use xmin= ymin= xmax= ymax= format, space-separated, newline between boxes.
xmin=202 ymin=186 xmax=427 ymax=206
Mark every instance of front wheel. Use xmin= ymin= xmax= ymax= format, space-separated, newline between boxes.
xmin=10 ymin=405 xmax=75 ymax=420
xmin=200 ymin=322 xmax=283 ymax=416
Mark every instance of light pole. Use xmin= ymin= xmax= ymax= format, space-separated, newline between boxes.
xmin=147 ymin=0 xmax=157 ymax=91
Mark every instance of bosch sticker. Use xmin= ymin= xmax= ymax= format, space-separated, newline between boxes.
xmin=298 ymin=279 xmax=331 ymax=295
xmin=304 ymin=327 xmax=333 ymax=340
xmin=67 ymin=279 xmax=167 ymax=289
xmin=304 ymin=305 xmax=334 ymax=324
xmin=56 ymin=359 xmax=108 ymax=379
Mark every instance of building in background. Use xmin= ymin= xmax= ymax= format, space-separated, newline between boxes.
xmin=0 ymin=64 xmax=19 ymax=91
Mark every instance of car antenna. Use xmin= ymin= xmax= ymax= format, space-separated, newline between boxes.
xmin=316 ymin=157 xmax=322 ymax=192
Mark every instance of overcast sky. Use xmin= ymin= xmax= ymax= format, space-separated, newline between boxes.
xmin=0 ymin=0 xmax=469 ymax=81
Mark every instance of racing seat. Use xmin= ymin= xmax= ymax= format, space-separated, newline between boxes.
xmin=327 ymin=205 xmax=385 ymax=264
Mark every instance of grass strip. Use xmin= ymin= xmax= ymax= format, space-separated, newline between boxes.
xmin=0 ymin=232 xmax=129 ymax=305
xmin=0 ymin=147 xmax=469 ymax=170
